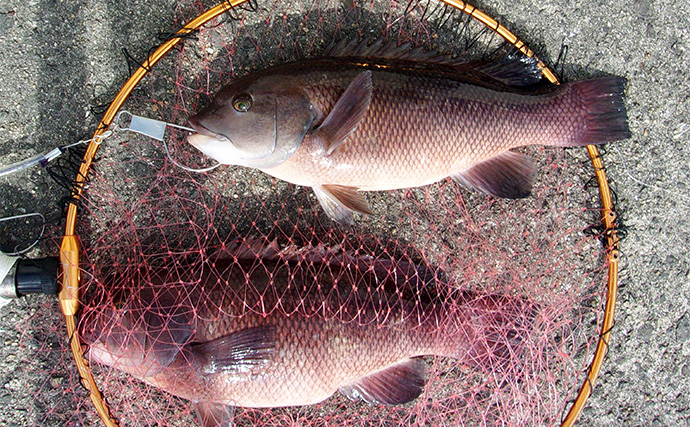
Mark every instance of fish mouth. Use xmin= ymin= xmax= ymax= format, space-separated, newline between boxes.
xmin=187 ymin=116 xmax=231 ymax=143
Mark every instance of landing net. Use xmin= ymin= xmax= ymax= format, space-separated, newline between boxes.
xmin=41 ymin=0 xmax=619 ymax=426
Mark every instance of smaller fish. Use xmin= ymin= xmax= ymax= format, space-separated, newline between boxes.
xmin=187 ymin=41 xmax=630 ymax=224
xmin=82 ymin=239 xmax=534 ymax=426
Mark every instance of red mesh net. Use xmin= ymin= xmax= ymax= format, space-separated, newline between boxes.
xmin=15 ymin=1 xmax=613 ymax=426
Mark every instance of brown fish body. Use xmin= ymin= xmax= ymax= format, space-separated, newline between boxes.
xmin=84 ymin=242 xmax=527 ymax=420
xmin=262 ymin=64 xmax=573 ymax=190
xmin=188 ymin=49 xmax=629 ymax=224
xmin=149 ymin=269 xmax=442 ymax=408
xmin=149 ymin=299 xmax=440 ymax=408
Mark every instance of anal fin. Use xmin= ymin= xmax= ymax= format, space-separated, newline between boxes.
xmin=452 ymin=151 xmax=535 ymax=199
xmin=313 ymin=184 xmax=372 ymax=226
xmin=339 ymin=358 xmax=427 ymax=405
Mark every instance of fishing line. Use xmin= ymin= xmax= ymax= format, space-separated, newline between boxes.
xmin=553 ymin=40 xmax=569 ymax=81
xmin=0 ymin=212 xmax=46 ymax=256
xmin=45 ymin=142 xmax=90 ymax=213
xmin=114 ymin=110 xmax=221 ymax=173
xmin=0 ymin=134 xmax=111 ymax=179
xmin=0 ymin=149 xmax=63 ymax=178
xmin=157 ymin=28 xmax=200 ymax=42
xmin=221 ymin=0 xmax=258 ymax=21
xmin=122 ymin=48 xmax=152 ymax=76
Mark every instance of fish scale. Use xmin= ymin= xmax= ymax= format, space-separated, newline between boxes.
xmin=268 ymin=69 xmax=538 ymax=188
xmin=188 ymin=53 xmax=628 ymax=224
xmin=196 ymin=315 xmax=426 ymax=407
xmin=84 ymin=243 xmax=531 ymax=419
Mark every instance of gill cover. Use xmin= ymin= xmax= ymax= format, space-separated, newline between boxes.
xmin=188 ymin=74 xmax=315 ymax=168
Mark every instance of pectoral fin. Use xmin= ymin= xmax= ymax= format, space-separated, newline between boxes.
xmin=339 ymin=358 xmax=427 ymax=405
xmin=192 ymin=326 xmax=275 ymax=374
xmin=314 ymin=70 xmax=373 ymax=156
xmin=451 ymin=151 xmax=536 ymax=199
xmin=313 ymin=184 xmax=372 ymax=226
xmin=195 ymin=402 xmax=235 ymax=427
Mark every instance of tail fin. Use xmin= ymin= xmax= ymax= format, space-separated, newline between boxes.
xmin=559 ymin=76 xmax=631 ymax=147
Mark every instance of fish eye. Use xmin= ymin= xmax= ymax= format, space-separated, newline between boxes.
xmin=232 ymin=93 xmax=252 ymax=112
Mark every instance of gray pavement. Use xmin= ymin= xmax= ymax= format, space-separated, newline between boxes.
xmin=0 ymin=0 xmax=688 ymax=425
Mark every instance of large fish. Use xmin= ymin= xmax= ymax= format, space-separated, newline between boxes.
xmin=82 ymin=239 xmax=532 ymax=426
xmin=187 ymin=42 xmax=630 ymax=224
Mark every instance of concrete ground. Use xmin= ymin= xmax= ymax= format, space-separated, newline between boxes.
xmin=0 ymin=0 xmax=688 ymax=425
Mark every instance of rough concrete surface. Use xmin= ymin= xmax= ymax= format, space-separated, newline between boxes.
xmin=0 ymin=0 xmax=688 ymax=426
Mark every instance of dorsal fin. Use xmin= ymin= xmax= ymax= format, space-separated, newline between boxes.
xmin=324 ymin=38 xmax=462 ymax=67
xmin=211 ymin=238 xmax=441 ymax=293
xmin=470 ymin=54 xmax=544 ymax=86
xmin=323 ymin=39 xmax=544 ymax=87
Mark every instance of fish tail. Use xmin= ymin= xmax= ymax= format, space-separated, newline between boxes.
xmin=557 ymin=76 xmax=631 ymax=147
xmin=444 ymin=293 xmax=535 ymax=372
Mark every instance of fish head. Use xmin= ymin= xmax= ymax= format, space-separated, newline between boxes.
xmin=81 ymin=290 xmax=195 ymax=379
xmin=188 ymin=74 xmax=316 ymax=169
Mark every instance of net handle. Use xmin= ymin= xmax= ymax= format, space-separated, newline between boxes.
xmin=57 ymin=1 xmax=620 ymax=426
